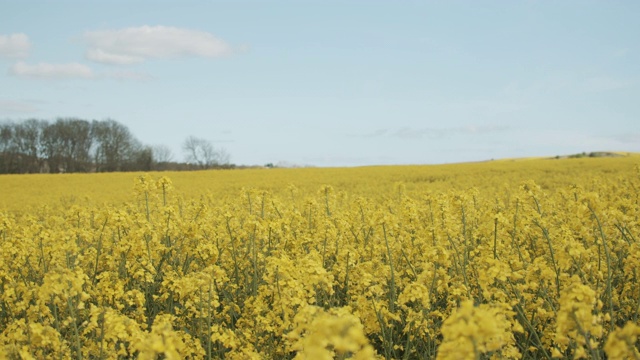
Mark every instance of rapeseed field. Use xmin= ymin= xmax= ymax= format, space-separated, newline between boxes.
xmin=1 ymin=156 xmax=639 ymax=359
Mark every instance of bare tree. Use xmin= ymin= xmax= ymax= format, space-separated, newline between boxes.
xmin=215 ymin=147 xmax=231 ymax=166
xmin=152 ymin=144 xmax=174 ymax=163
xmin=182 ymin=136 xmax=229 ymax=169
xmin=150 ymin=144 xmax=174 ymax=170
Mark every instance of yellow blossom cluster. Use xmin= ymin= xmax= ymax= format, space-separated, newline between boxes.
xmin=0 ymin=156 xmax=639 ymax=359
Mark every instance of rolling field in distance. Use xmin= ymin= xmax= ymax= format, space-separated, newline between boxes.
xmin=2 ymin=154 xmax=639 ymax=213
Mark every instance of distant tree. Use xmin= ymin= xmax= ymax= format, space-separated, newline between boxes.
xmin=42 ymin=118 xmax=93 ymax=173
xmin=0 ymin=118 xmax=233 ymax=173
xmin=91 ymin=119 xmax=138 ymax=172
xmin=66 ymin=119 xmax=93 ymax=172
xmin=7 ymin=119 xmax=46 ymax=173
xmin=182 ymin=136 xmax=229 ymax=169
xmin=0 ymin=119 xmax=42 ymax=173
xmin=128 ymin=144 xmax=154 ymax=172
xmin=0 ymin=121 xmax=15 ymax=173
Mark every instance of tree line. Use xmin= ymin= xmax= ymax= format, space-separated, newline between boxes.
xmin=0 ymin=118 xmax=231 ymax=174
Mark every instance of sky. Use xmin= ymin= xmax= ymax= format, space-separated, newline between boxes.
xmin=0 ymin=1 xmax=638 ymax=167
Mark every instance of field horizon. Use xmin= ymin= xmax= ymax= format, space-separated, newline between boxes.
xmin=1 ymin=151 xmax=639 ymax=213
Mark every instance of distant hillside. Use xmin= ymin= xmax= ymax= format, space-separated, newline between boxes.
xmin=552 ymin=151 xmax=637 ymax=159
xmin=491 ymin=151 xmax=639 ymax=163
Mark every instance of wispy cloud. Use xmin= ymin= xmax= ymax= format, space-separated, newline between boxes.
xmin=106 ymin=70 xmax=154 ymax=82
xmin=393 ymin=127 xmax=445 ymax=140
xmin=612 ymin=48 xmax=629 ymax=58
xmin=0 ymin=33 xmax=30 ymax=58
xmin=465 ymin=100 xmax=524 ymax=116
xmin=0 ymin=99 xmax=40 ymax=114
xmin=303 ymin=155 xmax=394 ymax=167
xmin=9 ymin=62 xmax=156 ymax=82
xmin=354 ymin=125 xmax=509 ymax=140
xmin=82 ymin=26 xmax=235 ymax=65
xmin=522 ymin=130 xmax=640 ymax=155
xmin=9 ymin=61 xmax=94 ymax=79
xmin=613 ymin=133 xmax=640 ymax=144
xmin=582 ymin=76 xmax=632 ymax=93
xmin=360 ymin=129 xmax=389 ymax=138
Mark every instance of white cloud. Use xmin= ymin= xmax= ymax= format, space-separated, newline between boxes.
xmin=0 ymin=33 xmax=30 ymax=58
xmin=86 ymin=49 xmax=144 ymax=65
xmin=9 ymin=61 xmax=94 ymax=79
xmin=0 ymin=99 xmax=39 ymax=114
xmin=82 ymin=26 xmax=234 ymax=65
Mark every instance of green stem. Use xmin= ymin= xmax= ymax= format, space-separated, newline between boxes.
xmin=91 ymin=218 xmax=108 ymax=285
xmin=493 ymin=217 xmax=498 ymax=260
xmin=588 ymin=205 xmax=615 ymax=332
xmin=97 ymin=309 xmax=105 ymax=360
xmin=382 ymin=224 xmax=396 ymax=313
xmin=67 ymin=294 xmax=82 ymax=360
xmin=534 ymin=220 xmax=561 ymax=297
xmin=570 ymin=311 xmax=600 ymax=360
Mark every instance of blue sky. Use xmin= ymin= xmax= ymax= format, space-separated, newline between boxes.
xmin=1 ymin=1 xmax=638 ymax=167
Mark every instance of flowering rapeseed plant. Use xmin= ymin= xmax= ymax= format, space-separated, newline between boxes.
xmin=0 ymin=156 xmax=639 ymax=358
